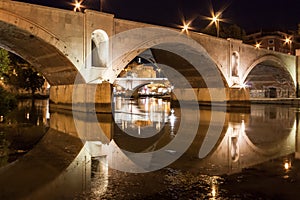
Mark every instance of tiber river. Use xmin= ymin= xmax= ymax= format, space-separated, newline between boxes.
xmin=0 ymin=97 xmax=300 ymax=199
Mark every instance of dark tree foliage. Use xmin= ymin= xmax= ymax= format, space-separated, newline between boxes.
xmin=202 ymin=23 xmax=247 ymax=40
xmin=223 ymin=24 xmax=247 ymax=40
xmin=19 ymin=67 xmax=45 ymax=96
xmin=1 ymin=51 xmax=45 ymax=97
xmin=0 ymin=86 xmax=17 ymax=115
xmin=0 ymin=49 xmax=10 ymax=77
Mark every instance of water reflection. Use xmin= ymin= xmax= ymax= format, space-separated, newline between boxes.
xmin=175 ymin=105 xmax=297 ymax=175
xmin=0 ymin=99 xmax=49 ymax=167
xmin=0 ymin=97 xmax=299 ymax=199
xmin=210 ymin=176 xmax=219 ymax=199
xmin=113 ymin=96 xmax=170 ymax=138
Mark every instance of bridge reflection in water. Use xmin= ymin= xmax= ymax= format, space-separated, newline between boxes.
xmin=0 ymin=98 xmax=299 ymax=199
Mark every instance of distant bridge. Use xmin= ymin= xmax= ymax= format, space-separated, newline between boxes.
xmin=115 ymin=77 xmax=169 ymax=90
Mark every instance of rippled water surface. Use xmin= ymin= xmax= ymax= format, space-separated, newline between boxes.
xmin=0 ymin=97 xmax=300 ymax=199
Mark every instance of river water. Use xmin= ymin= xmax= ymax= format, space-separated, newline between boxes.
xmin=0 ymin=97 xmax=300 ymax=199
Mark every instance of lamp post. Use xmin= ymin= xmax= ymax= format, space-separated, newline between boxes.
xmin=100 ymin=0 xmax=103 ymax=12
xmin=211 ymin=12 xmax=222 ymax=38
xmin=285 ymin=37 xmax=292 ymax=54
xmin=212 ymin=15 xmax=220 ymax=37
xmin=202 ymin=3 xmax=230 ymax=38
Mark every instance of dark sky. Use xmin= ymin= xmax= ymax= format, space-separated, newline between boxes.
xmin=16 ymin=0 xmax=300 ymax=33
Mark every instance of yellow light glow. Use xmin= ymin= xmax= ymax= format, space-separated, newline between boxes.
xmin=284 ymin=162 xmax=290 ymax=170
xmin=75 ymin=2 xmax=81 ymax=9
xmin=212 ymin=16 xmax=218 ymax=22
xmin=240 ymin=82 xmax=248 ymax=89
xmin=255 ymin=43 xmax=261 ymax=49
xmin=73 ymin=0 xmax=83 ymax=12
xmin=208 ymin=11 xmax=222 ymax=37
xmin=212 ymin=187 xmax=217 ymax=197
xmin=201 ymin=3 xmax=231 ymax=38
xmin=241 ymin=120 xmax=245 ymax=133
xmin=180 ymin=20 xmax=192 ymax=33
xmin=183 ymin=24 xmax=189 ymax=31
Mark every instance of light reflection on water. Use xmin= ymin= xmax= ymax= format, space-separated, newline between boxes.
xmin=0 ymin=97 xmax=299 ymax=199
xmin=113 ymin=96 xmax=170 ymax=138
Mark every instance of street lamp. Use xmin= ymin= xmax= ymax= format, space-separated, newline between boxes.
xmin=182 ymin=23 xmax=190 ymax=32
xmin=100 ymin=0 xmax=103 ymax=12
xmin=202 ymin=3 xmax=229 ymax=38
xmin=255 ymin=42 xmax=261 ymax=49
xmin=212 ymin=14 xmax=220 ymax=37
xmin=180 ymin=20 xmax=191 ymax=33
xmin=284 ymin=36 xmax=292 ymax=54
xmin=203 ymin=10 xmax=223 ymax=37
xmin=73 ymin=0 xmax=83 ymax=12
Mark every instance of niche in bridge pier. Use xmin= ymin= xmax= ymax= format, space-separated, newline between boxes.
xmin=91 ymin=29 xmax=109 ymax=68
xmin=231 ymin=51 xmax=241 ymax=85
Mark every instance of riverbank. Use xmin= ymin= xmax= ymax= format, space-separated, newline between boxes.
xmin=250 ymin=98 xmax=300 ymax=106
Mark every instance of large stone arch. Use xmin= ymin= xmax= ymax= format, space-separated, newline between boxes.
xmin=242 ymin=55 xmax=296 ymax=98
xmin=0 ymin=9 xmax=84 ymax=85
xmin=99 ymin=27 xmax=228 ymax=89
xmin=242 ymin=55 xmax=295 ymax=84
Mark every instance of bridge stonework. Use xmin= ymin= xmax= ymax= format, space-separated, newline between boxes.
xmin=0 ymin=1 xmax=299 ymax=111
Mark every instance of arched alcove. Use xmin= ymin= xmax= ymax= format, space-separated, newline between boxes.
xmin=91 ymin=29 xmax=109 ymax=68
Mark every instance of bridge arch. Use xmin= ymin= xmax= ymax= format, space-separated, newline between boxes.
xmin=242 ymin=108 xmax=296 ymax=156
xmin=242 ymin=55 xmax=296 ymax=98
xmin=0 ymin=9 xmax=84 ymax=85
xmin=242 ymin=55 xmax=293 ymax=83
xmin=101 ymin=27 xmax=228 ymax=89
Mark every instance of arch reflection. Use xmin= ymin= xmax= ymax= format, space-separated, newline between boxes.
xmin=188 ymin=105 xmax=296 ymax=175
xmin=0 ymin=102 xmax=299 ymax=199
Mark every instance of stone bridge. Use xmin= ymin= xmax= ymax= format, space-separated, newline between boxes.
xmin=0 ymin=0 xmax=299 ymax=112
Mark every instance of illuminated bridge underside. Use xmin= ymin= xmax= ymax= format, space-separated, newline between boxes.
xmin=151 ymin=48 xmax=227 ymax=88
xmin=246 ymin=63 xmax=295 ymax=98
xmin=0 ymin=22 xmax=84 ymax=85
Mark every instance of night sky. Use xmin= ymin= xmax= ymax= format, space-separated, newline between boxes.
xmin=16 ymin=0 xmax=300 ymax=34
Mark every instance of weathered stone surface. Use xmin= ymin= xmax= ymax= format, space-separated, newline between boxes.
xmin=0 ymin=0 xmax=297 ymax=102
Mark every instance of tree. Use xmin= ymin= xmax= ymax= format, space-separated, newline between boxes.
xmin=0 ymin=86 xmax=16 ymax=115
xmin=201 ymin=23 xmax=246 ymax=41
xmin=0 ymin=49 xmax=10 ymax=77
xmin=2 ymin=52 xmax=46 ymax=97
xmin=223 ymin=24 xmax=247 ymax=40
xmin=22 ymin=67 xmax=45 ymax=96
xmin=6 ymin=64 xmax=45 ymax=96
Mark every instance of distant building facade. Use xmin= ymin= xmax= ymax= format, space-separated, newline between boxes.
xmin=244 ymin=28 xmax=300 ymax=55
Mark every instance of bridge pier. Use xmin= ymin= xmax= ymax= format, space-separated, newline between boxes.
xmin=171 ymin=87 xmax=250 ymax=107
xmin=296 ymin=112 xmax=300 ymax=159
xmin=49 ymin=82 xmax=112 ymax=113
xmin=296 ymin=49 xmax=300 ymax=98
